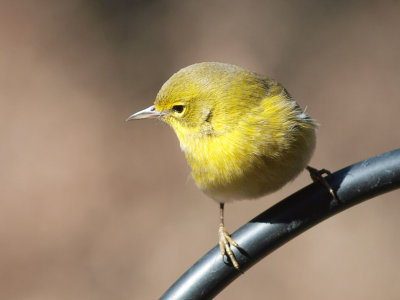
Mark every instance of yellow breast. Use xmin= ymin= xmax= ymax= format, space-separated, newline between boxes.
xmin=175 ymin=92 xmax=316 ymax=202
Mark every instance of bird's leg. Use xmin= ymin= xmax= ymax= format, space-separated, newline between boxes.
xmin=306 ymin=166 xmax=338 ymax=201
xmin=218 ymin=203 xmax=240 ymax=269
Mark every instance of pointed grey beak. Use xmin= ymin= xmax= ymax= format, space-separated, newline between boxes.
xmin=125 ymin=105 xmax=162 ymax=121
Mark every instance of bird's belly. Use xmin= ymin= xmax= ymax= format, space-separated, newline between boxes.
xmin=185 ymin=127 xmax=316 ymax=202
xmin=192 ymin=155 xmax=302 ymax=202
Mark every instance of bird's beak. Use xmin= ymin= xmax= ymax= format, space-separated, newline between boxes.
xmin=125 ymin=105 xmax=162 ymax=121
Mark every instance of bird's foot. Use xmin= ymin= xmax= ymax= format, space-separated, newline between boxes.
xmin=218 ymin=224 xmax=240 ymax=269
xmin=306 ymin=166 xmax=338 ymax=201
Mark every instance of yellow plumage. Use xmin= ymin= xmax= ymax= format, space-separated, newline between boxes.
xmin=127 ymin=62 xmax=316 ymax=269
xmin=154 ymin=62 xmax=316 ymax=202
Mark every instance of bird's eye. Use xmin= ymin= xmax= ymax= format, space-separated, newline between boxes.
xmin=172 ymin=105 xmax=185 ymax=113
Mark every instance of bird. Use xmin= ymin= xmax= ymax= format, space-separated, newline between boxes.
xmin=127 ymin=62 xmax=323 ymax=270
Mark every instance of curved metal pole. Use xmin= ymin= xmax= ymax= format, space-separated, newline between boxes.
xmin=160 ymin=149 xmax=400 ymax=300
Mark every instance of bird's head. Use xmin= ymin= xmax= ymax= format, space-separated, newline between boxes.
xmin=126 ymin=62 xmax=268 ymax=140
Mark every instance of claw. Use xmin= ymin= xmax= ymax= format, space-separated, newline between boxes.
xmin=219 ymin=224 xmax=240 ymax=269
xmin=306 ymin=166 xmax=338 ymax=201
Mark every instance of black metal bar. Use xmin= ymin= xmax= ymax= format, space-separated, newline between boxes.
xmin=160 ymin=149 xmax=400 ymax=300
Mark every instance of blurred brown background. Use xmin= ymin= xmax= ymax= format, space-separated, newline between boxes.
xmin=1 ymin=1 xmax=400 ymax=299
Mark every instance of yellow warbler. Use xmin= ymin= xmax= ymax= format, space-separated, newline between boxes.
xmin=127 ymin=62 xmax=316 ymax=269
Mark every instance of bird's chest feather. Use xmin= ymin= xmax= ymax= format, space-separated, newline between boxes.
xmin=179 ymin=128 xmax=261 ymax=186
